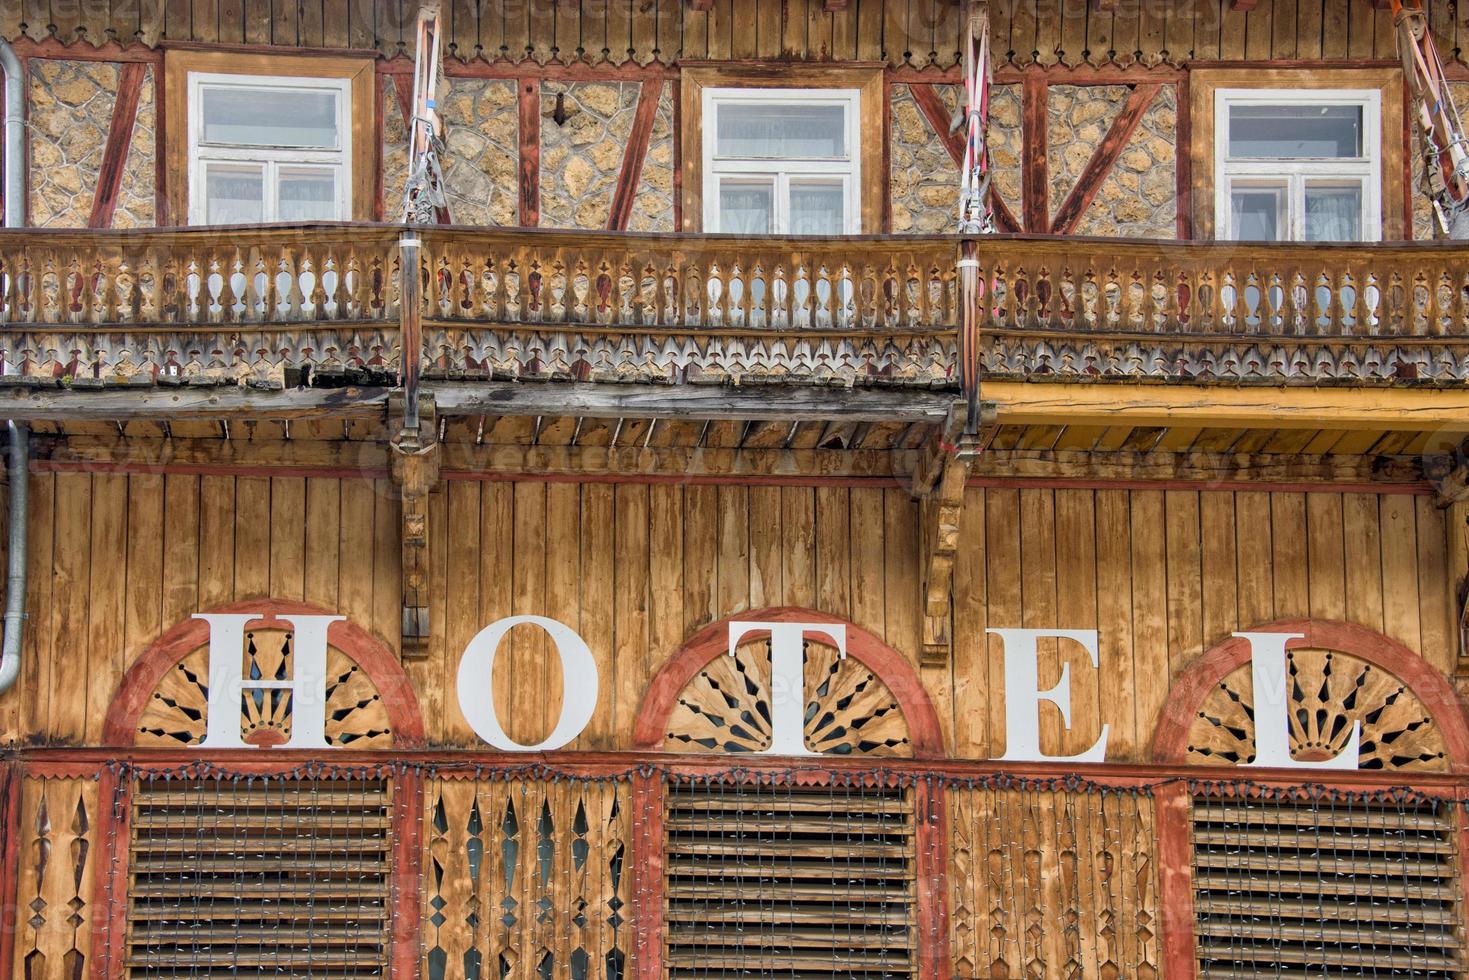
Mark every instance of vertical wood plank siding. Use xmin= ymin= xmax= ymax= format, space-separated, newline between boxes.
xmin=4 ymin=0 xmax=1459 ymax=68
xmin=0 ymin=475 xmax=1455 ymax=762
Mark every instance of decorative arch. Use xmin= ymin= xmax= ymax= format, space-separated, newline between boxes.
xmin=633 ymin=607 xmax=946 ymax=759
xmin=1152 ymin=617 xmax=1469 ymax=773
xmin=103 ymin=599 xmax=425 ymax=748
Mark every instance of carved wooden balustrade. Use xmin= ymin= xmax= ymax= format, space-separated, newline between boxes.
xmin=966 ymin=236 xmax=1469 ymax=383
xmin=0 ymin=225 xmax=1464 ymax=387
xmin=0 ymin=224 xmax=402 ymax=385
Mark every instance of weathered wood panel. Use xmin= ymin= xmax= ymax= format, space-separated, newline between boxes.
xmin=0 ymin=474 xmax=1455 ymax=763
xmin=8 ymin=777 xmax=100 ymax=980
xmin=7 ymin=0 xmax=1462 ymax=67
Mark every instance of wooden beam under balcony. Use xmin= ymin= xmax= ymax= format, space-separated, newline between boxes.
xmin=0 ymin=381 xmax=959 ymax=424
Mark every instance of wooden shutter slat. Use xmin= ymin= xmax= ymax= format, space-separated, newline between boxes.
xmin=126 ymin=777 xmax=391 ymax=980
xmin=664 ymin=782 xmax=916 ymax=978
xmin=1192 ymin=794 xmax=1464 ymax=980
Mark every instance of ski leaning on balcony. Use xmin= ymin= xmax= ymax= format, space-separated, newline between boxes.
xmin=402 ymin=3 xmax=450 ymax=226
xmin=1394 ymin=0 xmax=1469 ymax=238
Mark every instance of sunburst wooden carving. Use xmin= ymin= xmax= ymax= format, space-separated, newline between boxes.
xmin=662 ymin=636 xmax=912 ymax=756
xmin=135 ymin=627 xmax=393 ymax=748
xmin=1187 ymin=647 xmax=1446 ymax=771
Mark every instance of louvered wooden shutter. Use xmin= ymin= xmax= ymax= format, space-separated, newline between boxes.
xmin=664 ymin=781 xmax=915 ymax=979
xmin=1191 ymin=794 xmax=1465 ymax=978
xmin=127 ymin=777 xmax=391 ymax=979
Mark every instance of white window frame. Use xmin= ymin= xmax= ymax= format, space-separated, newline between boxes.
xmin=701 ymin=87 xmax=862 ymax=235
xmin=1214 ymin=88 xmax=1382 ymax=242
xmin=187 ymin=71 xmax=353 ymax=225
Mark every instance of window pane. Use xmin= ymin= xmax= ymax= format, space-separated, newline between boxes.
xmin=719 ymin=180 xmax=773 ymax=234
xmin=279 ymin=169 xmax=340 ymax=221
xmin=715 ymin=103 xmax=846 ymax=158
xmin=1229 ymin=186 xmax=1284 ymax=241
xmin=789 ymin=181 xmax=844 ymax=235
xmin=205 ymin=164 xmax=265 ymax=224
xmin=201 ymin=85 xmax=339 ymax=148
xmin=1304 ymin=183 xmax=1363 ymax=241
xmin=1228 ymin=104 xmax=1363 ymax=158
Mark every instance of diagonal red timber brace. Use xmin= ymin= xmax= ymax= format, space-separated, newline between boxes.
xmin=912 ymin=400 xmax=996 ymax=666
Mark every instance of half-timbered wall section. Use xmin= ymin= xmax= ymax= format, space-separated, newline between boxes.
xmin=3 ymin=0 xmax=1463 ymax=239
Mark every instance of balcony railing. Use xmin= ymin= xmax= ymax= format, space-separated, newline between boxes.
xmin=0 ymin=224 xmax=1463 ymax=386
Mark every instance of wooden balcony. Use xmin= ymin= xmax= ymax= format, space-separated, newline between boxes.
xmin=0 ymin=224 xmax=1464 ymax=389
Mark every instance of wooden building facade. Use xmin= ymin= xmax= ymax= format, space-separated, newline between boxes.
xmin=1 ymin=0 xmax=1469 ymax=977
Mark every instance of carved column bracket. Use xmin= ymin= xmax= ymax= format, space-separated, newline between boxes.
xmin=914 ymin=401 xmax=996 ymax=667
xmin=390 ymin=392 xmax=440 ymax=657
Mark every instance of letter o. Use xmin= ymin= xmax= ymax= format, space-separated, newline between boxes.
xmin=456 ymin=616 xmax=599 ymax=751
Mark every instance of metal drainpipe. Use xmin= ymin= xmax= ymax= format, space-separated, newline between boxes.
xmin=0 ymin=39 xmax=27 ymax=694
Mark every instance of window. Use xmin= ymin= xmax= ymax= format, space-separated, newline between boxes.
xmin=702 ymin=88 xmax=861 ymax=235
xmin=1215 ymin=90 xmax=1382 ymax=242
xmin=164 ymin=52 xmax=375 ymax=225
xmin=188 ymin=73 xmax=351 ymax=225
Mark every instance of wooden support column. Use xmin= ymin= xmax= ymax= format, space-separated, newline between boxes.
xmin=912 ymin=401 xmax=996 ymax=666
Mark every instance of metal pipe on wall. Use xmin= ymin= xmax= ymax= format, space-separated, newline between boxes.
xmin=0 ymin=39 xmax=28 ymax=694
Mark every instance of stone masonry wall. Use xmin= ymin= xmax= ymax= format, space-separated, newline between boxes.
xmin=441 ymin=78 xmax=519 ymax=226
xmin=540 ymin=81 xmax=640 ymax=229
xmin=889 ymin=82 xmax=1020 ymax=234
xmin=30 ymin=61 xmax=118 ymax=227
xmin=1047 ymin=84 xmax=1177 ymax=239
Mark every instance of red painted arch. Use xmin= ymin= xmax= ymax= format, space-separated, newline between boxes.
xmin=1151 ymin=617 xmax=1469 ymax=772
xmin=102 ymin=599 xmax=425 ymax=748
xmin=632 ymin=607 xmax=947 ymax=760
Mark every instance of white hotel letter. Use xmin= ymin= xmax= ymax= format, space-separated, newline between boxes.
xmin=728 ymin=621 xmax=847 ymax=757
xmin=457 ymin=616 xmax=599 ymax=751
xmin=197 ymin=612 xmax=342 ymax=749
xmin=1239 ymin=631 xmax=1359 ymax=770
xmin=987 ymin=628 xmax=1109 ymax=763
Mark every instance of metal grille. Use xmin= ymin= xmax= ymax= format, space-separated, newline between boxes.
xmin=1191 ymin=791 xmax=1465 ymax=978
xmin=664 ymin=778 xmax=915 ymax=979
xmin=126 ymin=775 xmax=391 ymax=979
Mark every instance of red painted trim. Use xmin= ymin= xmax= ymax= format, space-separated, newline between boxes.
xmin=101 ymin=599 xmax=425 ymax=748
xmin=376 ymin=57 xmax=677 ymax=82
xmin=1154 ymin=782 xmax=1197 ymax=980
xmin=518 ymin=78 xmax=541 ymax=226
xmin=1050 ymin=84 xmax=1162 ymax=235
xmin=0 ymin=762 xmax=20 ymax=980
xmin=11 ymin=749 xmax=1469 ymax=793
xmin=630 ymin=772 xmax=665 ymax=980
xmin=632 ymin=607 xmax=947 ymax=759
xmin=8 ymin=38 xmax=163 ymax=63
xmin=89 ymin=766 xmax=132 ymax=980
xmin=1021 ymin=76 xmax=1049 ymax=232
xmin=913 ymin=777 xmax=952 ymax=980
xmin=88 ymin=62 xmax=147 ymax=229
xmin=31 ymin=459 xmax=394 ymax=480
xmin=28 ymin=458 xmax=1432 ymax=496
xmin=607 ymin=79 xmax=664 ymax=231
xmin=391 ymin=73 xmax=415 ymax=129
xmin=389 ymin=767 xmax=424 ymax=980
xmin=881 ymin=78 xmax=893 ymax=233
xmin=1152 ymin=618 xmax=1469 ymax=772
